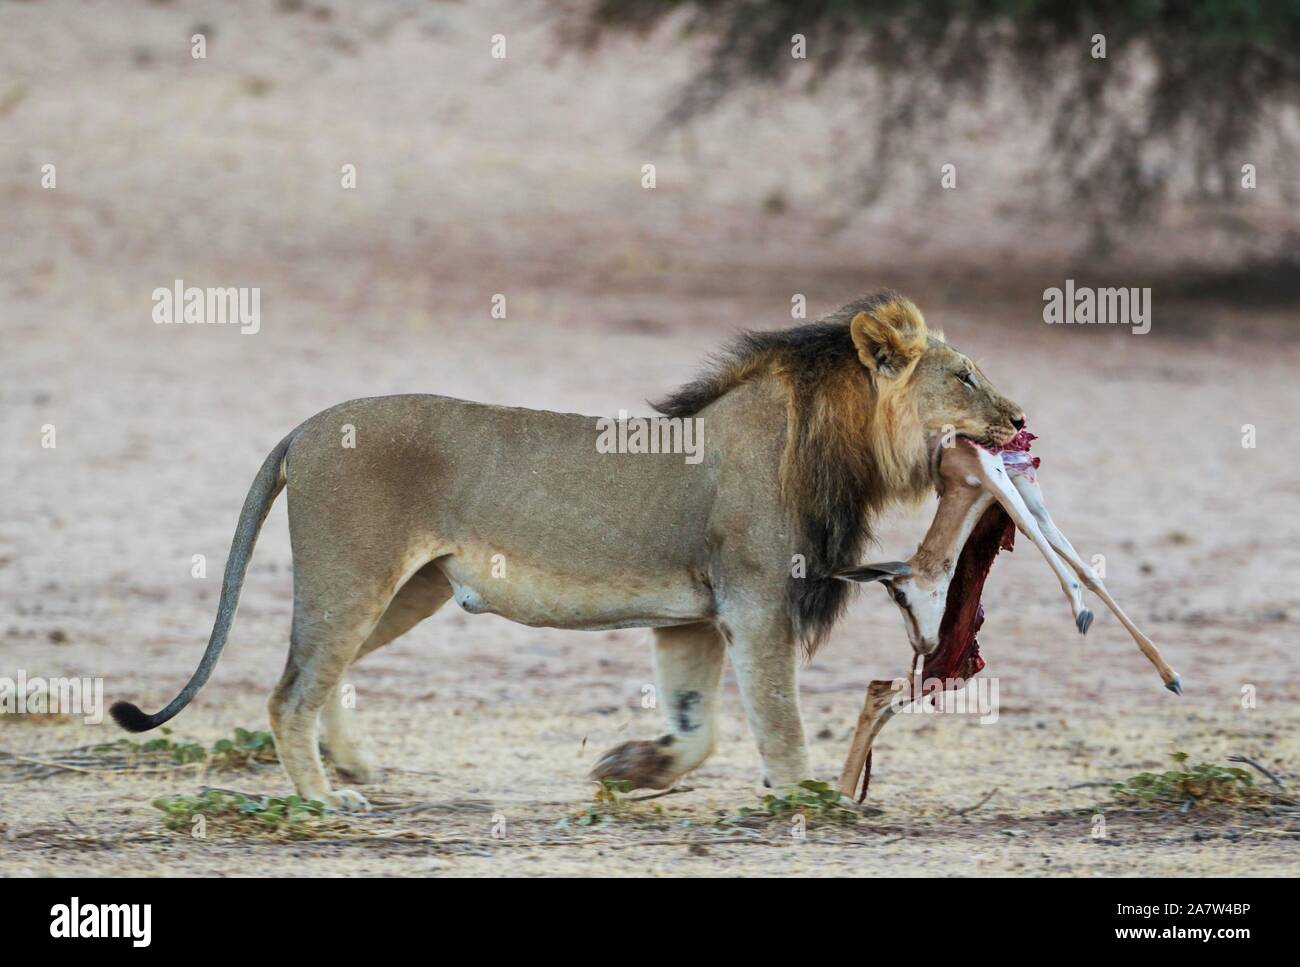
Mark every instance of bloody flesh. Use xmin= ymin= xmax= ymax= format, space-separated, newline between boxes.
xmin=852 ymin=507 xmax=1014 ymax=801
xmin=848 ymin=431 xmax=1037 ymax=801
xmin=920 ymin=504 xmax=1013 ymax=684
xmin=922 ymin=430 xmax=1035 ymax=686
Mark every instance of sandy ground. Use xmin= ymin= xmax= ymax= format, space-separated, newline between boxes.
xmin=2 ymin=0 xmax=1299 ymax=877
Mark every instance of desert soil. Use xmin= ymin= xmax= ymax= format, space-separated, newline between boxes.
xmin=2 ymin=0 xmax=1298 ymax=877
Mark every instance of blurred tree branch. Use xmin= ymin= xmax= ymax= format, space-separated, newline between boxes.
xmin=566 ymin=0 xmax=1300 ymax=251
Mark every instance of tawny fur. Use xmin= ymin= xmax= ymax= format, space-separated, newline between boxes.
xmin=656 ymin=292 xmax=941 ymax=651
xmin=112 ymin=291 xmax=1025 ymax=807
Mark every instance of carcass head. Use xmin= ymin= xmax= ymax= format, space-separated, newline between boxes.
xmin=834 ymin=559 xmax=949 ymax=656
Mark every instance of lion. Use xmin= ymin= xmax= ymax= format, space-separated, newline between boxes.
xmin=111 ymin=291 xmax=1025 ymax=810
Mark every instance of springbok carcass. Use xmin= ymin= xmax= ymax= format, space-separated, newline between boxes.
xmin=834 ymin=433 xmax=1180 ymax=800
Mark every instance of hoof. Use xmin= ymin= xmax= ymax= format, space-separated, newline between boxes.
xmin=1165 ymin=673 xmax=1182 ymax=696
xmin=590 ymin=738 xmax=677 ymax=791
xmin=1076 ymin=609 xmax=1094 ymax=634
xmin=321 ymin=788 xmax=371 ymax=812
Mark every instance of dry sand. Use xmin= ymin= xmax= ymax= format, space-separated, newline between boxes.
xmin=2 ymin=0 xmax=1298 ymax=877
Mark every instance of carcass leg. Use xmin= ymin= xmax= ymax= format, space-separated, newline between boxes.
xmin=1010 ymin=473 xmax=1182 ymax=694
xmin=965 ymin=446 xmax=1092 ymax=633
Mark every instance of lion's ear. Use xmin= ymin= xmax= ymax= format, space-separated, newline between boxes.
xmin=849 ymin=296 xmax=928 ymax=380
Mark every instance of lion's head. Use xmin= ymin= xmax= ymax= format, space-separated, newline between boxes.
xmin=654 ymin=290 xmax=1024 ymax=652
xmin=844 ymin=296 xmax=1025 ymax=456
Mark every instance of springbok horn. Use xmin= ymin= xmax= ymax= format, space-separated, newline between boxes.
xmin=962 ymin=443 xmax=1093 ymax=634
xmin=1009 ymin=472 xmax=1181 ymax=694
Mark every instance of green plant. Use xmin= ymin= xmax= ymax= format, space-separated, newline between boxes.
xmin=1111 ymin=752 xmax=1262 ymax=809
xmin=152 ymin=790 xmax=331 ymax=838
xmin=209 ymin=728 xmax=278 ymax=769
xmin=137 ymin=728 xmax=207 ymax=764
xmin=560 ymin=778 xmax=664 ymax=828
xmin=130 ymin=726 xmax=278 ymax=770
xmin=594 ymin=778 xmax=632 ymax=801
xmin=737 ymin=779 xmax=859 ymax=824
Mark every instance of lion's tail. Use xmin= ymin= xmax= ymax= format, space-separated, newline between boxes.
xmin=110 ymin=433 xmax=295 ymax=733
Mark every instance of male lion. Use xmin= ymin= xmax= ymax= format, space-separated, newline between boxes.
xmin=112 ymin=291 xmax=1025 ymax=810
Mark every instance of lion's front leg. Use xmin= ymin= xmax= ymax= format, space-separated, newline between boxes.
xmin=590 ymin=621 xmax=725 ymax=790
xmin=719 ymin=610 xmax=809 ymax=788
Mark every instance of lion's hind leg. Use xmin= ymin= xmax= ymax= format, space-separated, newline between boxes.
xmin=590 ymin=621 xmax=726 ymax=790
xmin=319 ymin=563 xmax=452 ymax=784
xmin=269 ymin=558 xmax=419 ymax=812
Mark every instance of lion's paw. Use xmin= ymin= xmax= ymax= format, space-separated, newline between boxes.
xmin=590 ymin=737 xmax=678 ymax=790
xmin=319 ymin=788 xmax=371 ymax=813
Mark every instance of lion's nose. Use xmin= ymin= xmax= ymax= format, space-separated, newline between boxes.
xmin=1011 ymin=413 xmax=1026 ymax=430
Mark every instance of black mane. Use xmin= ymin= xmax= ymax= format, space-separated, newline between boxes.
xmin=651 ymin=321 xmax=856 ymax=418
xmin=651 ymin=292 xmax=918 ymax=652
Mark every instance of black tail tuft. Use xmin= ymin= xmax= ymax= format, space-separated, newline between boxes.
xmin=110 ymin=701 xmax=158 ymax=733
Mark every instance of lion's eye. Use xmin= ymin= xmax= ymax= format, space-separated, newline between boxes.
xmin=956 ymin=370 xmax=976 ymax=388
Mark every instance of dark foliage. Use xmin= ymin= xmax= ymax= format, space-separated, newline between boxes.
xmin=570 ymin=1 xmax=1300 ymax=247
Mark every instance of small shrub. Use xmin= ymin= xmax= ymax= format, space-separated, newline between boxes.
xmin=737 ymin=780 xmax=858 ymax=824
xmin=1111 ymin=752 xmax=1263 ymax=809
xmin=137 ymin=728 xmax=207 ymax=764
xmin=153 ymin=790 xmax=332 ymax=839
xmin=132 ymin=726 xmax=278 ymax=770
xmin=560 ymin=779 xmax=663 ymax=828
xmin=209 ymin=728 xmax=278 ymax=769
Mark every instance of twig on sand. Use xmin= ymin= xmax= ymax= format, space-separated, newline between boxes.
xmin=368 ymin=799 xmax=494 ymax=817
xmin=297 ymin=830 xmax=486 ymax=847
xmin=1241 ymin=827 xmax=1300 ymax=839
xmin=608 ymin=837 xmax=789 ymax=849
xmin=606 ymin=826 xmax=868 ymax=848
xmin=2 ymin=754 xmax=104 ymax=776
xmin=607 ymin=835 xmax=899 ymax=849
xmin=198 ymin=784 xmax=266 ymax=799
xmin=0 ymin=752 xmax=187 ymax=777
xmin=1227 ymin=755 xmax=1285 ymax=788
xmin=626 ymin=786 xmax=694 ymax=802
xmin=384 ymin=767 xmax=445 ymax=778
xmin=0 ymin=745 xmax=206 ymax=781
xmin=283 ymin=825 xmax=907 ymax=851
xmin=948 ymin=787 xmax=999 ymax=817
